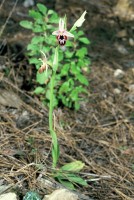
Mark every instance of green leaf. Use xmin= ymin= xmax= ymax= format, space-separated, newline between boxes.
xmin=76 ymin=74 xmax=89 ymax=86
xmin=29 ymin=10 xmax=43 ymax=20
xmin=42 ymin=46 xmax=51 ymax=53
xmin=46 ymin=89 xmax=51 ymax=100
xmin=77 ymin=58 xmax=90 ymax=68
xmin=47 ymin=9 xmax=55 ymax=15
xmin=70 ymin=86 xmax=87 ymax=102
xmin=73 ymin=30 xmax=84 ymax=40
xmin=66 ymin=40 xmax=73 ymax=47
xmin=76 ymin=47 xmax=88 ymax=58
xmin=55 ymin=172 xmax=87 ymax=187
xmin=23 ymin=191 xmax=41 ymax=200
xmin=59 ymin=81 xmax=70 ymax=94
xmin=45 ymin=35 xmax=56 ymax=45
xmin=70 ymin=87 xmax=88 ymax=110
xmin=77 ymin=30 xmax=84 ymax=36
xmin=34 ymin=87 xmax=45 ymax=94
xmin=49 ymin=13 xmax=59 ymax=23
xmin=29 ymin=58 xmax=41 ymax=65
xmin=46 ymin=24 xmax=55 ymax=30
xmin=27 ymin=44 xmax=40 ymax=56
xmin=20 ymin=20 xmax=33 ymax=29
xmin=71 ymin=62 xmax=80 ymax=75
xmin=70 ymin=89 xmax=79 ymax=101
xmin=46 ymin=90 xmax=58 ymax=107
xmin=61 ymin=161 xmax=85 ymax=173
xmin=33 ymin=25 xmax=43 ymax=32
xmin=65 ymin=51 xmax=74 ymax=58
xmin=74 ymin=101 xmax=80 ymax=110
xmin=31 ymin=36 xmax=45 ymax=44
xmin=66 ymin=174 xmax=88 ymax=186
xmin=37 ymin=3 xmax=47 ymax=15
xmin=58 ymin=179 xmax=75 ymax=190
xmin=79 ymin=37 xmax=90 ymax=44
xmin=51 ymin=130 xmax=60 ymax=167
xmin=27 ymin=44 xmax=37 ymax=51
xmin=60 ymin=64 xmax=70 ymax=76
xmin=36 ymin=72 xmax=48 ymax=84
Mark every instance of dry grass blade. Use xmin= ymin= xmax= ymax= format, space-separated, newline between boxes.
xmin=0 ymin=0 xmax=19 ymax=37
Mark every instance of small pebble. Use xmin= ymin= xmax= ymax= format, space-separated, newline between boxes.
xmin=129 ymin=84 xmax=134 ymax=91
xmin=129 ymin=38 xmax=134 ymax=46
xmin=114 ymin=69 xmax=125 ymax=79
xmin=43 ymin=189 xmax=78 ymax=200
xmin=0 ymin=193 xmax=17 ymax=200
xmin=23 ymin=0 xmax=34 ymax=7
xmin=114 ymin=88 xmax=121 ymax=94
xmin=115 ymin=44 xmax=128 ymax=55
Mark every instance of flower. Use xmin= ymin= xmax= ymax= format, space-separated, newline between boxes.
xmin=38 ymin=51 xmax=48 ymax=73
xmin=73 ymin=11 xmax=87 ymax=28
xmin=52 ymin=18 xmax=74 ymax=46
xmin=70 ymin=11 xmax=87 ymax=32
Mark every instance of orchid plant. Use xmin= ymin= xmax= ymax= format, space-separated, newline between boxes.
xmin=20 ymin=4 xmax=90 ymax=110
xmin=20 ymin=3 xmax=89 ymax=190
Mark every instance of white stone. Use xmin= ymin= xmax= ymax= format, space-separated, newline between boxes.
xmin=43 ymin=189 xmax=78 ymax=200
xmin=129 ymin=38 xmax=134 ymax=46
xmin=0 ymin=193 xmax=17 ymax=200
xmin=23 ymin=0 xmax=34 ymax=7
xmin=129 ymin=84 xmax=134 ymax=91
xmin=117 ymin=44 xmax=128 ymax=55
xmin=114 ymin=88 xmax=121 ymax=94
xmin=114 ymin=69 xmax=125 ymax=79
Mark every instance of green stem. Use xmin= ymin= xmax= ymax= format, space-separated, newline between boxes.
xmin=49 ymin=71 xmax=55 ymax=133
xmin=49 ymin=47 xmax=59 ymax=168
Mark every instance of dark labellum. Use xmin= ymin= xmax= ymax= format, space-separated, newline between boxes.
xmin=57 ymin=35 xmax=67 ymax=46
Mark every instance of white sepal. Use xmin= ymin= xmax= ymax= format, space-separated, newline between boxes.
xmin=70 ymin=11 xmax=87 ymax=32
xmin=59 ymin=18 xmax=65 ymax=31
xmin=64 ymin=31 xmax=74 ymax=38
